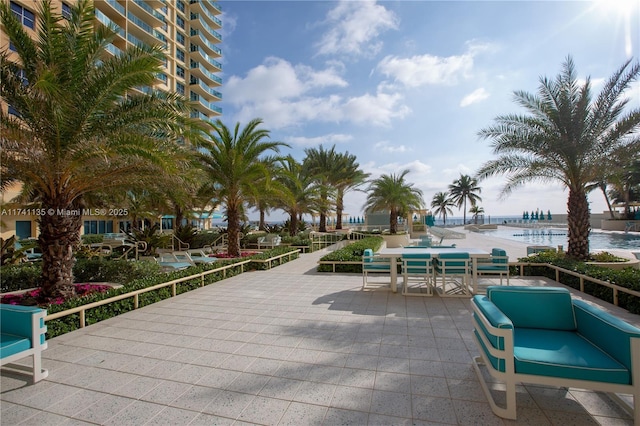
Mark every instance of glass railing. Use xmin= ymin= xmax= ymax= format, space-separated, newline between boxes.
xmin=127 ymin=33 xmax=150 ymax=49
xmin=190 ymin=0 xmax=222 ymax=14
xmin=191 ymin=78 xmax=222 ymax=99
xmin=127 ymin=11 xmax=153 ymax=34
xmin=189 ymin=4 xmax=221 ymax=27
xmin=104 ymin=0 xmax=125 ymax=15
xmin=132 ymin=0 xmax=166 ymax=23
xmin=190 ymin=46 xmax=222 ymax=70
xmin=190 ymin=62 xmax=222 ymax=84
xmin=105 ymin=43 xmax=122 ymax=56
xmin=190 ymin=31 xmax=222 ymax=56
xmin=190 ymin=13 xmax=222 ymax=41
xmin=95 ymin=10 xmax=125 ymax=37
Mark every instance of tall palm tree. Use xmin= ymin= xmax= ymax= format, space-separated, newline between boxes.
xmin=431 ymin=192 xmax=455 ymax=226
xmin=197 ymin=119 xmax=288 ymax=257
xmin=277 ymin=156 xmax=319 ymax=236
xmin=333 ymin=152 xmax=370 ymax=230
xmin=477 ymin=57 xmax=640 ymax=260
xmin=303 ymin=145 xmax=339 ymax=232
xmin=448 ymin=174 xmax=482 ymax=225
xmin=0 ymin=1 xmax=201 ymax=299
xmin=363 ymin=170 xmax=424 ymax=234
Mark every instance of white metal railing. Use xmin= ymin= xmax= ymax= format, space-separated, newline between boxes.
xmin=45 ymin=260 xmax=251 ymax=328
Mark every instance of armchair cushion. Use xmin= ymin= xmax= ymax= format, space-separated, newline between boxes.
xmin=514 ymin=328 xmax=630 ymax=384
xmin=486 ymin=286 xmax=577 ymax=330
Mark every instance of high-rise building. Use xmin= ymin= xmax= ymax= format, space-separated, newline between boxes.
xmin=3 ymin=0 xmax=223 ymax=121
xmin=0 ymin=0 xmax=223 ymax=239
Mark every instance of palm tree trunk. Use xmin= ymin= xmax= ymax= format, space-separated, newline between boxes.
xmin=389 ymin=209 xmax=398 ymax=234
xmin=38 ymin=207 xmax=81 ymax=300
xmin=289 ymin=211 xmax=298 ymax=236
xmin=598 ymin=183 xmax=615 ymax=219
xmin=336 ymin=192 xmax=344 ymax=230
xmin=566 ymin=188 xmax=590 ymax=260
xmin=259 ymin=209 xmax=266 ymax=231
xmin=227 ymin=205 xmax=241 ymax=257
xmin=319 ymin=213 xmax=327 ymax=233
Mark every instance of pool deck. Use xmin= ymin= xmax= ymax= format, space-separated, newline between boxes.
xmin=1 ymin=238 xmax=639 ymax=425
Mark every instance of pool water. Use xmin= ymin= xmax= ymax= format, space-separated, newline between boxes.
xmin=483 ymin=228 xmax=640 ymax=251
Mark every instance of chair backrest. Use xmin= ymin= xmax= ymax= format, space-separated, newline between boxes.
xmin=402 ymin=252 xmax=432 ymax=271
xmin=486 ymin=286 xmax=576 ymax=330
xmin=491 ymin=248 xmax=508 ymax=264
xmin=363 ymin=248 xmax=374 ymax=263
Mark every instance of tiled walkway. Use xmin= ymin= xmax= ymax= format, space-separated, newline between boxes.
xmin=1 ymin=248 xmax=637 ymax=425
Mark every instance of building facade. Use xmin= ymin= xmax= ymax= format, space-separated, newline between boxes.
xmin=0 ymin=0 xmax=223 ymax=239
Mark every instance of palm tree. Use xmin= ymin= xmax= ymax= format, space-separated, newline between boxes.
xmin=469 ymin=205 xmax=485 ymax=224
xmin=0 ymin=1 xmax=201 ymax=299
xmin=277 ymin=156 xmax=319 ymax=236
xmin=303 ymin=145 xmax=339 ymax=232
xmin=431 ymin=192 xmax=455 ymax=226
xmin=448 ymin=174 xmax=482 ymax=225
xmin=197 ymin=119 xmax=288 ymax=257
xmin=363 ymin=170 xmax=424 ymax=234
xmin=333 ymin=152 xmax=370 ymax=230
xmin=477 ymin=57 xmax=640 ymax=260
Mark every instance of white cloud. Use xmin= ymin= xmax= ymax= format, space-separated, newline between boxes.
xmin=227 ymin=59 xmax=410 ymax=129
xmin=316 ymin=0 xmax=399 ymax=57
xmin=374 ymin=141 xmax=410 ymax=153
xmin=377 ymin=41 xmax=493 ymax=88
xmin=378 ymin=53 xmax=474 ymax=87
xmin=287 ymin=134 xmax=354 ymax=146
xmin=460 ymin=88 xmax=490 ymax=107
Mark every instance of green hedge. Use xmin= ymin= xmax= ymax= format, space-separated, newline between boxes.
xmin=518 ymin=251 xmax=640 ymax=314
xmin=317 ymin=237 xmax=384 ymax=273
xmin=1 ymin=259 xmax=162 ymax=292
xmin=44 ymin=259 xmax=248 ymax=338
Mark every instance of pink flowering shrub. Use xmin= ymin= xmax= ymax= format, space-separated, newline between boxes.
xmin=0 ymin=283 xmax=112 ymax=306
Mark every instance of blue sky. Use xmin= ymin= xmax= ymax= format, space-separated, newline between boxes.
xmin=217 ymin=0 xmax=640 ymax=221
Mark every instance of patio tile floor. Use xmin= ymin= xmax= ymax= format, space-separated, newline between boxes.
xmin=1 ymin=246 xmax=638 ymax=425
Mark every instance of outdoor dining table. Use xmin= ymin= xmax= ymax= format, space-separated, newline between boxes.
xmin=377 ymin=247 xmax=491 ymax=293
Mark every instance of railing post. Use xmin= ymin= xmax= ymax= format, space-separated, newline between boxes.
xmin=555 ymin=268 xmax=560 ymax=283
xmin=172 ymin=283 xmax=176 ymax=297
xmin=579 ymin=277 xmax=584 ymax=293
xmin=614 ymin=288 xmax=619 ymax=306
xmin=79 ymin=310 xmax=85 ymax=328
xmin=134 ymin=294 xmax=139 ymax=309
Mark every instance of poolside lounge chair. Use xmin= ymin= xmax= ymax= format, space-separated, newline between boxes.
xmin=158 ymin=253 xmax=191 ymax=271
xmin=187 ymin=249 xmax=218 ymax=264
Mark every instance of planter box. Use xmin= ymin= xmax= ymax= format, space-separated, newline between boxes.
xmin=381 ymin=234 xmax=410 ymax=248
xmin=586 ymin=258 xmax=640 ymax=270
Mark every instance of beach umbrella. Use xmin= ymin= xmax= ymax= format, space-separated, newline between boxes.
xmin=522 ymin=211 xmax=526 ymax=220
xmin=547 ymin=210 xmax=552 ymax=220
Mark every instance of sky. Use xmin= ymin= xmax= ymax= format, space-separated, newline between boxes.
xmin=216 ymin=0 xmax=640 ymax=222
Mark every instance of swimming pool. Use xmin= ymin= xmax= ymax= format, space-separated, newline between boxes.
xmin=483 ymin=227 xmax=640 ymax=251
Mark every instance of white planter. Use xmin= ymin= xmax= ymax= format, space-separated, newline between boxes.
xmin=381 ymin=234 xmax=410 ymax=248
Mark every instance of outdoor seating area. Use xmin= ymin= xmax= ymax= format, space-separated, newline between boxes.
xmin=472 ymin=286 xmax=640 ymax=423
xmin=2 ymin=248 xmax=638 ymax=425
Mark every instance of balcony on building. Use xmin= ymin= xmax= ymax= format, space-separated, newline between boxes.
xmin=188 ymin=2 xmax=222 ymax=29
xmin=189 ymin=13 xmax=222 ymax=43
xmin=130 ymin=0 xmax=166 ymax=28
xmin=189 ymin=77 xmax=222 ymax=101
xmin=190 ymin=30 xmax=222 ymax=58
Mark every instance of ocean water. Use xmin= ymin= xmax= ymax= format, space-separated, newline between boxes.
xmin=482 ymin=228 xmax=640 ymax=251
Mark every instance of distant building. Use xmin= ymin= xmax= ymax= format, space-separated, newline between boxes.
xmin=1 ymin=0 xmax=223 ymax=239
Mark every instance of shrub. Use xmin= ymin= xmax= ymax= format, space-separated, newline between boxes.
xmin=248 ymin=246 xmax=300 ymax=270
xmin=45 ymin=258 xmax=248 ymax=338
xmin=80 ymin=234 xmax=103 ymax=245
xmin=317 ymin=237 xmax=384 ymax=273
xmin=192 ymin=230 xmax=224 ymax=249
xmin=73 ymin=258 xmax=162 ymax=284
xmin=518 ymin=251 xmax=640 ymax=314
xmin=0 ymin=263 xmax=42 ymax=292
